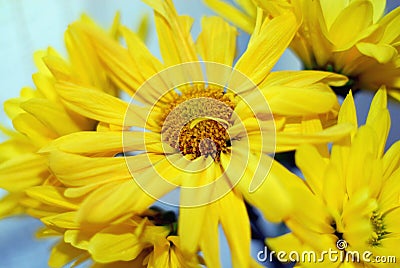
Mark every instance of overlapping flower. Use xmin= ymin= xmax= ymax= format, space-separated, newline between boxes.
xmin=206 ymin=0 xmax=400 ymax=98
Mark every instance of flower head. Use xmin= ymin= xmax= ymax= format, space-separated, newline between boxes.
xmin=0 ymin=15 xmax=120 ymax=218
xmin=206 ymin=0 xmax=400 ymax=99
xmin=36 ymin=0 xmax=354 ymax=266
xmin=267 ymin=88 xmax=400 ymax=267
xmin=27 ymin=185 xmax=200 ymax=267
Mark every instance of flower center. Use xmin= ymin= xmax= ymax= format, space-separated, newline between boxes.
xmin=161 ymin=85 xmax=235 ymax=161
xmin=369 ymin=210 xmax=387 ymax=247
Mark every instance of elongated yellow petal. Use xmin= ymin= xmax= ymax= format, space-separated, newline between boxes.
xmin=319 ymin=0 xmax=349 ymax=30
xmin=26 ymin=186 xmax=80 ymax=210
xmin=383 ymin=140 xmax=400 ymax=179
xmin=199 ymin=202 xmax=221 ymax=268
xmin=0 ymin=193 xmax=25 ymax=218
xmin=48 ymin=151 xmax=131 ymax=187
xmin=69 ymin=21 xmax=141 ymax=95
xmin=41 ymin=131 xmax=161 ymax=155
xmin=295 ymin=144 xmax=327 ymax=196
xmin=12 ymin=113 xmax=57 ymax=147
xmin=49 ymin=241 xmax=84 ymax=268
xmin=265 ymin=85 xmax=338 ymax=116
xmin=276 ymin=122 xmax=353 ymax=152
xmin=203 ymin=0 xmax=255 ymax=33
xmin=120 ymin=25 xmax=164 ymax=81
xmin=77 ymin=180 xmax=155 ymax=224
xmin=196 ymin=16 xmax=237 ymax=65
xmin=338 ymin=91 xmax=357 ymax=126
xmin=178 ymin=162 xmax=217 ymax=254
xmin=41 ymin=212 xmax=80 ymax=229
xmin=88 ymin=223 xmax=154 ymax=262
xmin=0 ymin=154 xmax=47 ymax=192
xmin=235 ymin=12 xmax=298 ymax=85
xmin=56 ymin=82 xmax=128 ymax=126
xmin=366 ymin=89 xmax=389 ymax=156
xmin=328 ymin=1 xmax=373 ymax=50
xmin=144 ymin=0 xmax=197 ymax=65
xmin=263 ymin=70 xmax=348 ymax=87
xmin=218 ymin=190 xmax=251 ymax=268
xmin=21 ymin=98 xmax=82 ymax=136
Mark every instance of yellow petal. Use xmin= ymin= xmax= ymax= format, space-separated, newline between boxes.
xmin=302 ymin=0 xmax=333 ymax=67
xmin=276 ymin=122 xmax=354 ymax=152
xmin=21 ymin=98 xmax=82 ymax=136
xmin=69 ymin=21 xmax=141 ymax=95
xmin=0 ymin=193 xmax=25 ymax=218
xmin=322 ymin=163 xmax=345 ymax=216
xmin=0 ymin=153 xmax=47 ymax=192
xmin=196 ymin=16 xmax=237 ymax=65
xmin=319 ymin=0 xmax=350 ymax=30
xmin=203 ymin=0 xmax=255 ymax=33
xmin=263 ymin=70 xmax=348 ymax=88
xmin=49 ymin=241 xmax=84 ymax=268
xmin=144 ymin=0 xmax=197 ymax=65
xmin=221 ymin=152 xmax=293 ymax=222
xmin=42 ymin=212 xmax=80 ymax=229
xmin=356 ymin=43 xmax=397 ymax=64
xmin=328 ymin=1 xmax=373 ymax=50
xmin=77 ymin=180 xmax=155 ymax=224
xmin=338 ymin=91 xmax=357 ymax=126
xmin=235 ymin=12 xmax=298 ymax=84
xmin=12 ymin=113 xmax=57 ymax=147
xmin=218 ymin=190 xmax=251 ymax=268
xmin=366 ymin=89 xmax=389 ymax=156
xmin=48 ymin=151 xmax=130 ymax=187
xmin=32 ymin=73 xmax=58 ymax=103
xmin=383 ymin=140 xmax=400 ymax=179
xmin=345 ymin=126 xmax=378 ymax=197
xmin=120 ymin=25 xmax=163 ymax=81
xmin=42 ymin=131 xmax=161 ymax=155
xmin=265 ymin=85 xmax=337 ymax=116
xmin=88 ymin=223 xmax=152 ymax=262
xmin=295 ymin=144 xmax=327 ymax=195
xmin=199 ymin=203 xmax=221 ymax=268
xmin=25 ymin=186 xmax=80 ymax=210
xmin=56 ymin=82 xmax=129 ymax=126
xmin=375 ymin=5 xmax=400 ymax=43
xmin=178 ymin=163 xmax=216 ymax=254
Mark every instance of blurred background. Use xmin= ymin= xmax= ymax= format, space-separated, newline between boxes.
xmin=0 ymin=0 xmax=399 ymax=267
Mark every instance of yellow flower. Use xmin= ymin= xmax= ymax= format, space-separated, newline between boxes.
xmin=0 ymin=15 xmax=120 ymax=218
xmin=37 ymin=0 xmax=354 ymax=267
xmin=26 ymin=186 xmax=199 ymax=267
xmin=205 ymin=0 xmax=400 ymax=99
xmin=267 ymin=88 xmax=400 ymax=267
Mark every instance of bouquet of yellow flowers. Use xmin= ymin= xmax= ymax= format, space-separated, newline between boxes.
xmin=0 ymin=1 xmax=399 ymax=267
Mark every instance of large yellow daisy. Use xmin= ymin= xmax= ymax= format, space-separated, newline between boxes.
xmin=35 ymin=0 xmax=355 ymax=266
xmin=205 ymin=0 xmax=400 ymax=99
xmin=267 ymin=88 xmax=400 ymax=267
